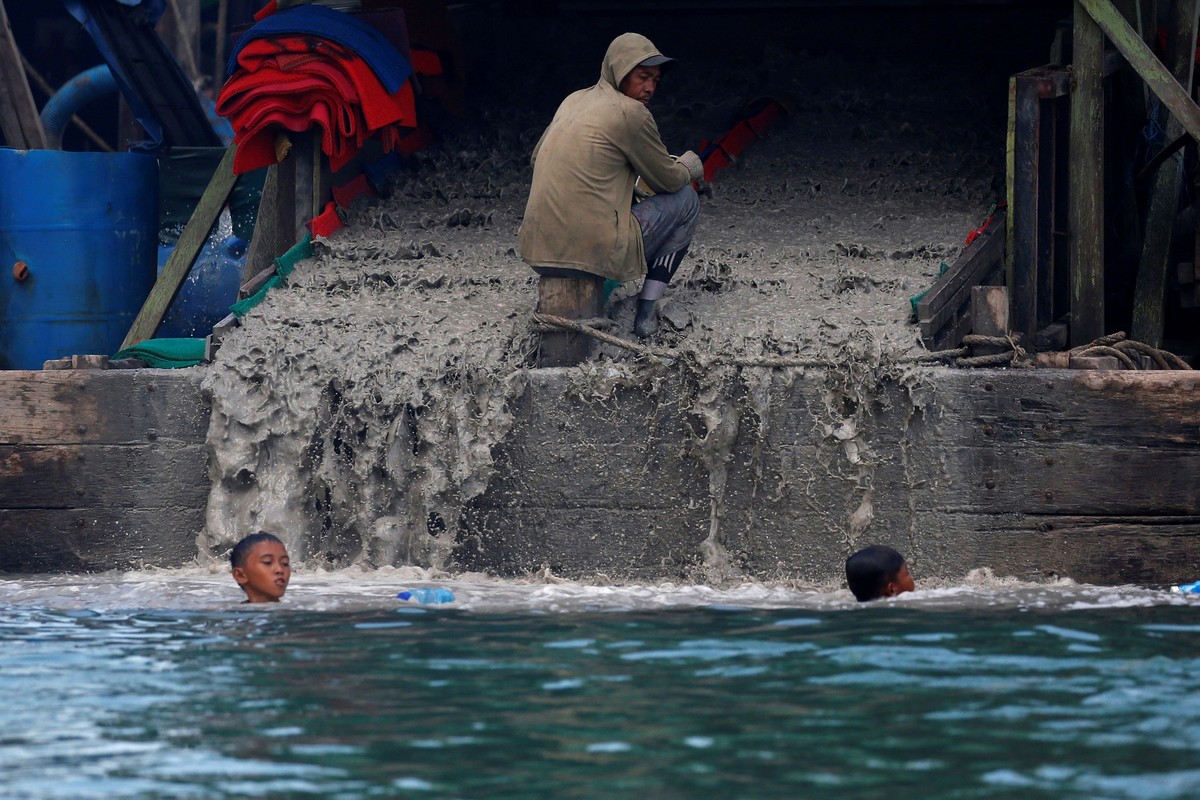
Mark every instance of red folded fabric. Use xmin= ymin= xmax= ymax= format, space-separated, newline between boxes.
xmin=332 ymin=173 xmax=376 ymax=208
xmin=307 ymin=200 xmax=344 ymax=238
xmin=217 ymin=33 xmax=419 ymax=174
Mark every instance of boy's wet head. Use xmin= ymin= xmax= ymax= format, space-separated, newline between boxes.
xmin=846 ymin=545 xmax=915 ymax=602
xmin=231 ymin=532 xmax=291 ymax=603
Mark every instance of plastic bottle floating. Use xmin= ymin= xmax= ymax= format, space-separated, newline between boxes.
xmin=1171 ymin=581 xmax=1200 ymax=595
xmin=398 ymin=588 xmax=456 ymax=604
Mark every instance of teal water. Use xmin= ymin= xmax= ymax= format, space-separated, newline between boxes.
xmin=2 ymin=575 xmax=1199 ymax=799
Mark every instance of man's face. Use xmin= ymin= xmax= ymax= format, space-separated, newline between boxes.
xmin=619 ymin=65 xmax=662 ymax=105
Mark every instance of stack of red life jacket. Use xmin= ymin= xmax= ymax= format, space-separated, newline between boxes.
xmin=216 ymin=3 xmax=419 ymax=175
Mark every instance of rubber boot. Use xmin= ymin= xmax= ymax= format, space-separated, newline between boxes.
xmin=634 ymin=298 xmax=659 ymax=339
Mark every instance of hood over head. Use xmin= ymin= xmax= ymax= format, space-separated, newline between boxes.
xmin=599 ymin=32 xmax=675 ymax=90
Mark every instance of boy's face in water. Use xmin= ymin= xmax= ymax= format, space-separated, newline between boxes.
xmin=233 ymin=540 xmax=291 ymax=603
xmin=882 ymin=563 xmax=916 ymax=598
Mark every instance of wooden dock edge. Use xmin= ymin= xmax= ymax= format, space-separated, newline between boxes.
xmin=0 ymin=366 xmax=1196 ymax=586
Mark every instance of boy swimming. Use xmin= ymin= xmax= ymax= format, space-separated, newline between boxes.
xmin=230 ymin=532 xmax=291 ymax=603
xmin=845 ymin=545 xmax=915 ymax=602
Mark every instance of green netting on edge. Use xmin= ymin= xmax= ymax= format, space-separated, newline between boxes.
xmin=908 ymin=261 xmax=949 ymax=321
xmin=112 ymin=338 xmax=207 ymax=368
xmin=229 ymin=234 xmax=313 ymax=318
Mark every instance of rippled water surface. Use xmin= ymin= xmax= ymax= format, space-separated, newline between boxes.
xmin=3 ymin=572 xmax=1199 ymax=799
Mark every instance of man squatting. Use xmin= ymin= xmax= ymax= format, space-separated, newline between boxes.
xmin=519 ymin=32 xmax=705 ymax=339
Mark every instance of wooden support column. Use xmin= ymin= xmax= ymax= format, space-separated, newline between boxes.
xmin=239 ymin=164 xmax=285 ymax=294
xmin=1009 ymin=68 xmax=1069 ymax=349
xmin=287 ymin=132 xmax=329 ymax=242
xmin=121 ymin=143 xmax=239 ymax=349
xmin=0 ymin=0 xmax=47 ymax=149
xmin=239 ymin=132 xmax=330 ymax=300
xmin=536 ymin=276 xmax=603 ymax=367
xmin=1131 ymin=0 xmax=1198 ymax=346
xmin=1069 ymin=1 xmax=1106 ymax=346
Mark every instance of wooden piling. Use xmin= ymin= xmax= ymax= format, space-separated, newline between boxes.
xmin=1008 ymin=68 xmax=1070 ymax=349
xmin=536 ymin=276 xmax=604 ymax=366
xmin=1069 ymin=1 xmax=1106 ymax=346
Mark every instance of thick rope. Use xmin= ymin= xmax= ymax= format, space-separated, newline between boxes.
xmin=531 ymin=316 xmax=1193 ymax=371
xmin=1074 ymin=345 xmax=1139 ymax=370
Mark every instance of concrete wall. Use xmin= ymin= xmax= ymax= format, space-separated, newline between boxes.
xmin=458 ymin=367 xmax=1200 ymax=585
xmin=1 ymin=366 xmax=1197 ymax=585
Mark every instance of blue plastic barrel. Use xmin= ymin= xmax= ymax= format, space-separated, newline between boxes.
xmin=0 ymin=148 xmax=158 ymax=369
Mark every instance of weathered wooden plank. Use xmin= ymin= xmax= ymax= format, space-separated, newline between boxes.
xmin=917 ymin=217 xmax=1006 ymax=347
xmin=0 ymin=508 xmax=203 ymax=573
xmin=240 ymin=164 xmax=283 ymax=292
xmin=905 ymin=443 xmax=1200 ymax=515
xmin=293 ymin=132 xmax=316 ymax=242
xmin=289 ymin=132 xmax=330 ymax=242
xmin=910 ymin=514 xmax=1200 ymax=585
xmin=0 ymin=0 xmax=47 ymax=149
xmin=1079 ymin=0 xmax=1200 ymax=144
xmin=122 ymin=143 xmax=239 ymax=349
xmin=917 ymin=370 xmax=1200 ymax=447
xmin=1009 ymin=73 xmax=1043 ymax=345
xmin=0 ymin=443 xmax=208 ymax=509
xmin=0 ymin=370 xmax=208 ymax=446
xmin=1069 ymin=2 xmax=1107 ymax=345
xmin=1131 ymin=0 xmax=1198 ymax=346
xmin=971 ymin=286 xmax=1010 ymax=355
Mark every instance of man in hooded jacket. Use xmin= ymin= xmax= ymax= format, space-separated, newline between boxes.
xmin=519 ymin=32 xmax=704 ymax=338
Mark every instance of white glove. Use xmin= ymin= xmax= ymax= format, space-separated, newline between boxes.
xmin=673 ymin=150 xmax=705 ymax=181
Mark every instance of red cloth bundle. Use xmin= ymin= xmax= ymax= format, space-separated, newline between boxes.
xmin=217 ymin=34 xmax=417 ymax=174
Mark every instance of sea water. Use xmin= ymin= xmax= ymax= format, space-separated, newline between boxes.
xmin=2 ymin=571 xmax=1199 ymax=799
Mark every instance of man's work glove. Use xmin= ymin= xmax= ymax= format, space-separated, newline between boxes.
xmin=673 ymin=150 xmax=705 ymax=181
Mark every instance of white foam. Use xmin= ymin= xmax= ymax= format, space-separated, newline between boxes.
xmin=0 ymin=566 xmax=1191 ymax=613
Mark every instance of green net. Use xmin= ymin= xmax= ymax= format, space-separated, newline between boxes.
xmin=230 ymin=234 xmax=313 ymax=318
xmin=112 ymin=337 xmax=207 ymax=368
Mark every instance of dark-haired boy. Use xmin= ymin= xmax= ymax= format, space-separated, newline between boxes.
xmin=230 ymin=532 xmax=291 ymax=603
xmin=845 ymin=545 xmax=915 ymax=602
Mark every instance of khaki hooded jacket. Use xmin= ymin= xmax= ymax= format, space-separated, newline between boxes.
xmin=518 ymin=33 xmax=695 ymax=282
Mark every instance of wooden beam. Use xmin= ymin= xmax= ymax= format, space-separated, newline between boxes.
xmin=1131 ymin=0 xmax=1198 ymax=346
xmin=918 ymin=217 xmax=1007 ymax=349
xmin=1009 ymin=72 xmax=1050 ymax=348
xmin=215 ymin=0 xmax=229 ymax=91
xmin=971 ymin=286 xmax=1010 ymax=356
xmin=240 ymin=164 xmax=283 ymax=292
xmin=0 ymin=0 xmax=47 ymax=149
xmin=1078 ymin=0 xmax=1200 ymax=143
xmin=121 ymin=143 xmax=239 ymax=349
xmin=293 ymin=131 xmax=329 ymax=237
xmin=1069 ymin=1 xmax=1106 ymax=346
